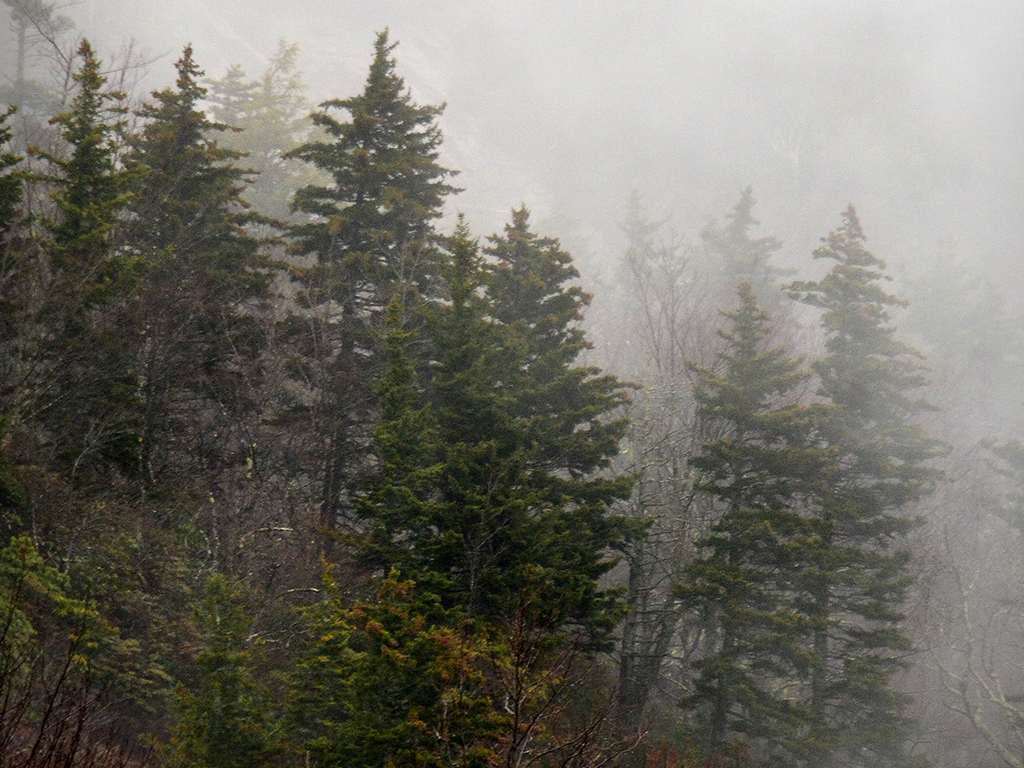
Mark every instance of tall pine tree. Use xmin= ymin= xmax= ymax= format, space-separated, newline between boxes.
xmin=788 ymin=206 xmax=942 ymax=768
xmin=681 ymin=283 xmax=822 ymax=765
xmin=283 ymin=30 xmax=458 ymax=553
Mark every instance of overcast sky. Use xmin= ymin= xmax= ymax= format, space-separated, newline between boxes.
xmin=6 ymin=0 xmax=1023 ymax=289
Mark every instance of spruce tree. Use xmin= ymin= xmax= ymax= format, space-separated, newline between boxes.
xmin=788 ymin=206 xmax=942 ymax=768
xmin=360 ymin=213 xmax=631 ymax=637
xmin=681 ymin=284 xmax=821 ymax=764
xmin=283 ymin=30 xmax=457 ymax=551
xmin=126 ymin=45 xmax=271 ymax=496
xmin=29 ymin=40 xmax=141 ymax=483
xmin=701 ymin=187 xmax=786 ymax=303
xmin=0 ymin=105 xmax=22 ymax=240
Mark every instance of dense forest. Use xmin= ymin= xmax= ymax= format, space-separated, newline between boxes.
xmin=2 ymin=6 xmax=1024 ymax=768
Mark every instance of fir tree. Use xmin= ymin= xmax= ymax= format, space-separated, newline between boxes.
xmin=291 ymin=568 xmax=499 ymax=768
xmin=788 ymin=206 xmax=942 ymax=768
xmin=0 ymin=105 xmax=22 ymax=240
xmin=283 ymin=30 xmax=458 ymax=553
xmin=361 ymin=213 xmax=631 ymax=638
xmin=702 ymin=186 xmax=788 ymax=312
xmin=681 ymin=284 xmax=821 ymax=765
xmin=205 ymin=39 xmax=322 ymax=222
xmin=125 ymin=45 xmax=271 ymax=496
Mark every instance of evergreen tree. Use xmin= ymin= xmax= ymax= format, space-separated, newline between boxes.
xmin=169 ymin=575 xmax=281 ymax=768
xmin=0 ymin=105 xmax=22 ymax=240
xmin=788 ymin=206 xmax=942 ymax=768
xmin=205 ymin=39 xmax=323 ymax=222
xmin=126 ymin=45 xmax=271 ymax=495
xmin=40 ymin=39 xmax=132 ymax=279
xmin=28 ymin=40 xmax=142 ymax=484
xmin=291 ymin=568 xmax=499 ymax=768
xmin=283 ymin=30 xmax=458 ymax=553
xmin=360 ymin=216 xmax=631 ymax=637
xmin=681 ymin=284 xmax=821 ymax=765
xmin=701 ymin=187 xmax=788 ymax=312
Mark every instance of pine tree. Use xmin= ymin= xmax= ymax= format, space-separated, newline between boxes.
xmin=361 ymin=213 xmax=631 ymax=638
xmin=126 ymin=45 xmax=271 ymax=495
xmin=681 ymin=284 xmax=821 ymax=764
xmin=283 ymin=30 xmax=458 ymax=552
xmin=788 ymin=206 xmax=942 ymax=768
xmin=205 ymin=39 xmax=322 ymax=222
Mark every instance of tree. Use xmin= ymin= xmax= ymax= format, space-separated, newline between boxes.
xmin=290 ymin=568 xmax=500 ymax=768
xmin=125 ymin=44 xmax=271 ymax=497
xmin=680 ymin=284 xmax=821 ymax=765
xmin=360 ymin=215 xmax=631 ymax=636
xmin=701 ymin=187 xmax=787 ymax=307
xmin=788 ymin=206 xmax=943 ymax=768
xmin=26 ymin=40 xmax=141 ymax=486
xmin=168 ymin=575 xmax=281 ymax=768
xmin=205 ymin=39 xmax=324 ymax=222
xmin=283 ymin=29 xmax=458 ymax=553
xmin=0 ymin=106 xmax=23 ymax=239
xmin=0 ymin=534 xmax=145 ymax=768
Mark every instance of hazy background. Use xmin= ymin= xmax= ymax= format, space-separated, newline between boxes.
xmin=7 ymin=0 xmax=1023 ymax=290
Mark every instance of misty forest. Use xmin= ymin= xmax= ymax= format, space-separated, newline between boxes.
xmin=0 ymin=1 xmax=1023 ymax=767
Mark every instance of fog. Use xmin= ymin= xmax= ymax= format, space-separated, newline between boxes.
xmin=21 ymin=0 xmax=1024 ymax=285
xmin=4 ymin=2 xmax=1024 ymax=766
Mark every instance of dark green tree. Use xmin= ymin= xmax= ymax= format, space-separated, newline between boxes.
xmin=0 ymin=106 xmax=22 ymax=240
xmin=126 ymin=44 xmax=271 ymax=496
xmin=283 ymin=29 xmax=458 ymax=552
xmin=788 ymin=206 xmax=942 ymax=768
xmin=361 ymin=216 xmax=631 ymax=637
xmin=39 ymin=39 xmax=132 ymax=278
xmin=168 ymin=575 xmax=281 ymax=768
xmin=290 ymin=568 xmax=499 ymax=768
xmin=26 ymin=40 xmax=143 ymax=485
xmin=681 ymin=284 xmax=821 ymax=765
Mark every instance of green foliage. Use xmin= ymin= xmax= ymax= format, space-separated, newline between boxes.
xmin=0 ymin=533 xmax=145 ymax=765
xmin=38 ymin=39 xmax=134 ymax=281
xmin=681 ymin=284 xmax=821 ymax=763
xmin=288 ymin=29 xmax=457 ymax=286
xmin=126 ymin=45 xmax=272 ymax=493
xmin=282 ymin=30 xmax=458 ymax=551
xmin=168 ymin=575 xmax=281 ymax=768
xmin=291 ymin=569 xmax=500 ymax=768
xmin=788 ymin=206 xmax=942 ymax=768
xmin=0 ymin=105 xmax=23 ymax=240
xmin=361 ymin=215 xmax=631 ymax=639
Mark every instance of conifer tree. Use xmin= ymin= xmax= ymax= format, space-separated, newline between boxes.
xmin=702 ymin=187 xmax=789 ymax=314
xmin=30 ymin=40 xmax=141 ymax=483
xmin=126 ymin=45 xmax=270 ymax=494
xmin=41 ymin=40 xmax=132 ymax=280
xmin=0 ymin=106 xmax=22 ymax=240
xmin=169 ymin=575 xmax=280 ymax=768
xmin=788 ymin=206 xmax=942 ymax=768
xmin=291 ymin=568 xmax=499 ymax=768
xmin=205 ymin=39 xmax=322 ymax=222
xmin=361 ymin=213 xmax=631 ymax=637
xmin=283 ymin=30 xmax=457 ymax=551
xmin=681 ymin=283 xmax=821 ymax=764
